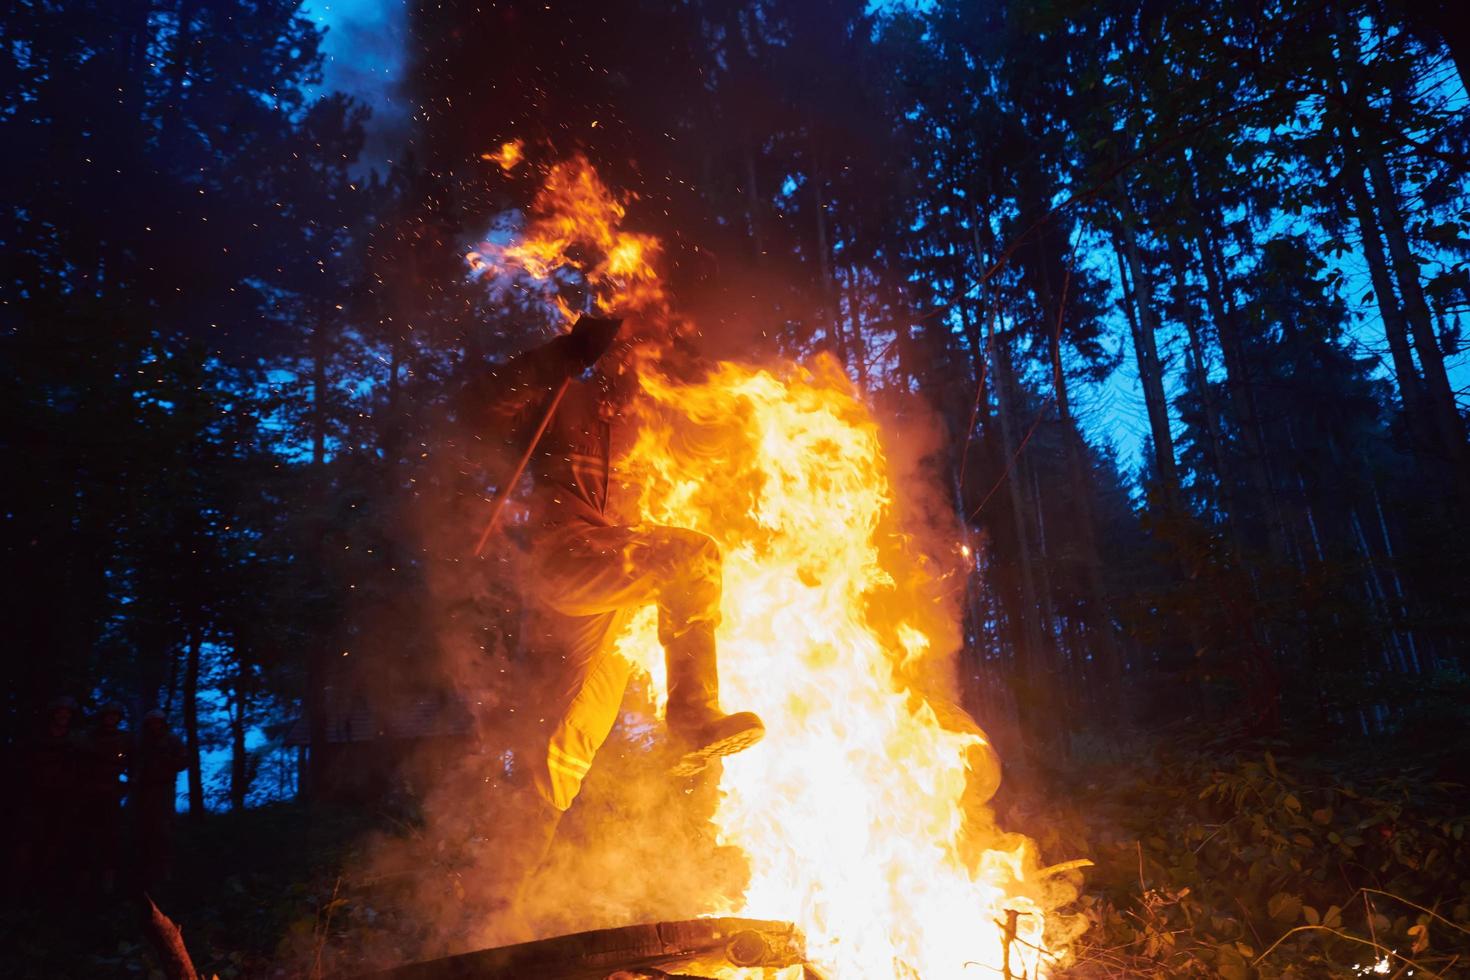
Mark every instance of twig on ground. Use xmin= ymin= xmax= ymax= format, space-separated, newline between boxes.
xmin=1251 ymin=924 xmax=1447 ymax=978
xmin=1234 ymin=894 xmax=1265 ymax=951
xmin=1360 ymin=887 xmax=1470 ymax=937
xmin=312 ymin=875 xmax=344 ymax=980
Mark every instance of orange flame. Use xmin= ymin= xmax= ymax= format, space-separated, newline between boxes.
xmin=615 ymin=360 xmax=1076 ymax=977
xmin=481 ymin=139 xmax=525 ymax=172
xmin=473 ymin=152 xmax=1081 ymax=977
xmin=466 ymin=153 xmax=665 ymax=325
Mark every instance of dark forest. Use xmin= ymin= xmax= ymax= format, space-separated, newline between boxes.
xmin=3 ymin=1 xmax=1468 ymax=977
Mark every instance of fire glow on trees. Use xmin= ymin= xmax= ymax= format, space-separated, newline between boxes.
xmin=466 ymin=151 xmax=1083 ymax=978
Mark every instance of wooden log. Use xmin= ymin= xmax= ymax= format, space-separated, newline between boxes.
xmin=354 ymin=917 xmax=804 ymax=980
xmin=143 ymin=895 xmax=200 ymax=980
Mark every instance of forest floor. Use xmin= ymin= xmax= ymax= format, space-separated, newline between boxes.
xmin=4 ymin=718 xmax=1467 ymax=979
xmin=1031 ymin=721 xmax=1470 ymax=979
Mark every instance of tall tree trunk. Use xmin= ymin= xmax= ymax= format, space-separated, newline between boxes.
xmin=1283 ymin=421 xmax=1326 ymax=564
xmin=991 ymin=337 xmax=1048 ymax=702
xmin=1164 ymin=234 xmax=1238 ymax=528
xmin=306 ymin=310 xmax=331 ymax=799
xmin=1114 ymin=219 xmax=1223 ymax=700
xmin=1333 ymin=137 xmax=1432 ymax=455
xmin=1361 ymin=149 xmax=1470 ymax=489
xmin=1327 ymin=424 xmax=1428 ymax=674
xmin=1181 ymin=319 xmax=1229 ymax=491
xmin=1185 ymin=163 xmax=1291 ymax=559
xmin=1348 ymin=508 xmax=1407 ymax=673
xmin=965 ymin=208 xmax=1048 ymax=704
xmin=166 ymin=0 xmax=199 ymax=115
xmin=381 ymin=299 xmax=402 ymax=466
xmin=1370 ymin=479 xmax=1429 ymax=671
xmin=1336 ymin=10 xmax=1470 ymax=495
xmin=1400 ymin=1 xmax=1470 ymax=95
xmin=1110 ymin=211 xmax=1180 ymax=506
xmin=1042 ymin=247 xmax=1123 ymax=700
xmin=184 ymin=630 xmax=204 ymax=819
xmin=1026 ymin=454 xmax=1067 ymax=749
xmin=742 ymin=135 xmax=767 ymax=266
xmin=229 ymin=666 xmax=248 ymax=812
xmin=808 ymin=127 xmax=848 ymax=368
xmin=845 ymin=265 xmax=870 ymax=387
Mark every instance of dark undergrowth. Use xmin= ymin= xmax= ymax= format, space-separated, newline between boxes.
xmin=0 ymin=801 xmax=388 ymax=980
xmin=4 ymin=705 xmax=1468 ymax=979
xmin=1040 ymin=710 xmax=1470 ymax=978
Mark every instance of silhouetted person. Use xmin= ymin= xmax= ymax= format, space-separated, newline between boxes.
xmin=458 ymin=317 xmax=764 ymax=924
xmin=132 ymin=709 xmax=186 ymax=891
xmin=80 ymin=701 xmax=129 ymax=896
xmin=16 ymin=696 xmax=83 ymax=900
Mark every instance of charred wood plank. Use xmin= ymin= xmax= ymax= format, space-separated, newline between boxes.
xmin=353 ymin=917 xmax=804 ymax=980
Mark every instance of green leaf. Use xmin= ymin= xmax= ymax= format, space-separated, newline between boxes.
xmin=1323 ymin=905 xmax=1342 ymax=928
xmin=1304 ymin=905 xmax=1320 ymax=925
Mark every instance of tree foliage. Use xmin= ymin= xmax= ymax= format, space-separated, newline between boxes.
xmin=2 ymin=0 xmax=1468 ymax=972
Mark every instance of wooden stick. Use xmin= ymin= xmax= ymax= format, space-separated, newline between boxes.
xmin=472 ymin=375 xmax=572 ymax=557
xmin=143 ymin=895 xmax=200 ymax=980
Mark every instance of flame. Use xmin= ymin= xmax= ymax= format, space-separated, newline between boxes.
xmin=466 ymin=153 xmax=665 ymax=324
xmin=471 ymin=152 xmax=1079 ymax=977
xmin=481 ymin=138 xmax=525 ymax=172
xmin=616 ymin=360 xmax=1072 ymax=978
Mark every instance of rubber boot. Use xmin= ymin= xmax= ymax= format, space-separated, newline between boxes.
xmin=664 ymin=622 xmax=764 ymax=776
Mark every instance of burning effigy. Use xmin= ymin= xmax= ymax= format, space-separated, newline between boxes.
xmin=455 ymin=148 xmax=1084 ymax=979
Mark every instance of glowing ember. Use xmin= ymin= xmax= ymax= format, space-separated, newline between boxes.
xmin=480 ymin=138 xmax=525 ymax=172
xmin=468 ymin=153 xmax=1080 ymax=978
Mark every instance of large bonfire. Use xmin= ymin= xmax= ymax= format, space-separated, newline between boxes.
xmin=466 ymin=146 xmax=1081 ymax=979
